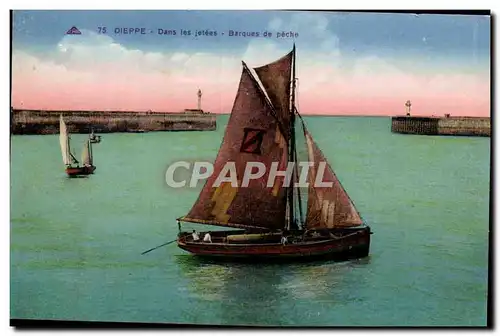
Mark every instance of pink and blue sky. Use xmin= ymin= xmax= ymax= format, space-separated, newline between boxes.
xmin=11 ymin=10 xmax=490 ymax=116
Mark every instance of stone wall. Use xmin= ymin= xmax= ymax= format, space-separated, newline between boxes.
xmin=391 ymin=116 xmax=490 ymax=137
xmin=437 ymin=117 xmax=490 ymax=136
xmin=391 ymin=116 xmax=439 ymax=135
xmin=11 ymin=109 xmax=217 ymax=135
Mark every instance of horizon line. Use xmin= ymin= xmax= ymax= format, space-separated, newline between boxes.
xmin=10 ymin=108 xmax=490 ymax=118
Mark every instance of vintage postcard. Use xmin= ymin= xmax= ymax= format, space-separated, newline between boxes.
xmin=10 ymin=9 xmax=491 ymax=327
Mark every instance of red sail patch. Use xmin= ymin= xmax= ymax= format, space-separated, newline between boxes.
xmin=240 ymin=128 xmax=266 ymax=154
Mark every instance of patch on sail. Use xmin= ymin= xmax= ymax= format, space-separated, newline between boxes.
xmin=210 ymin=181 xmax=239 ymax=223
xmin=240 ymin=128 xmax=266 ymax=154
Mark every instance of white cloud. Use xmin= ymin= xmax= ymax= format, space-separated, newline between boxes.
xmin=48 ymin=29 xmax=174 ymax=76
xmin=239 ymin=12 xmax=342 ymax=94
xmin=13 ymin=13 xmax=343 ymax=91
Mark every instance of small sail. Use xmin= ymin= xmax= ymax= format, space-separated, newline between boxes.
xmin=59 ymin=115 xmax=72 ymax=166
xmin=254 ymin=50 xmax=293 ymax=138
xmin=181 ymin=64 xmax=289 ymax=231
xmin=81 ymin=140 xmax=92 ymax=166
xmin=304 ymin=130 xmax=363 ymax=229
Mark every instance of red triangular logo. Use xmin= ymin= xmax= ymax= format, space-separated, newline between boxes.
xmin=66 ymin=26 xmax=81 ymax=35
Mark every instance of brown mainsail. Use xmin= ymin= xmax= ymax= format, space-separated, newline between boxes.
xmin=180 ymin=64 xmax=289 ymax=231
xmin=303 ymin=129 xmax=363 ymax=229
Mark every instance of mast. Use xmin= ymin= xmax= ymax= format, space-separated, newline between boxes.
xmin=287 ymin=44 xmax=297 ymax=231
xmin=294 ymin=146 xmax=304 ymax=227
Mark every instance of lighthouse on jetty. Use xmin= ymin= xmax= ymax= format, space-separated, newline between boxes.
xmin=182 ymin=88 xmax=209 ymax=114
xmin=391 ymin=99 xmax=490 ymax=137
xmin=198 ymin=89 xmax=202 ymax=112
xmin=405 ymin=100 xmax=411 ymax=116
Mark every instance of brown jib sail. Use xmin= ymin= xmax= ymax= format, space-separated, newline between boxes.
xmin=303 ymin=129 xmax=363 ymax=229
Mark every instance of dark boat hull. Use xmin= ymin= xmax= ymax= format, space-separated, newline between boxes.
xmin=65 ymin=165 xmax=96 ymax=177
xmin=177 ymin=226 xmax=371 ymax=262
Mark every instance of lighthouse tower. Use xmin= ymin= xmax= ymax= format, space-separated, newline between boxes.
xmin=405 ymin=100 xmax=412 ymax=116
xmin=197 ymin=89 xmax=202 ymax=112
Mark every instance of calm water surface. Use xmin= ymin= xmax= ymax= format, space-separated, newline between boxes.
xmin=10 ymin=116 xmax=490 ymax=326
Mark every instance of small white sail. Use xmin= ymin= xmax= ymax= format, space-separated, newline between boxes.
xmin=59 ymin=115 xmax=72 ymax=166
xmin=81 ymin=140 xmax=92 ymax=166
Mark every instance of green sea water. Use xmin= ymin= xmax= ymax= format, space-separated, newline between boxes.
xmin=10 ymin=116 xmax=490 ymax=326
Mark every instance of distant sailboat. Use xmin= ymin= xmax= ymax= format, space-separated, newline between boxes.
xmin=59 ymin=115 xmax=96 ymax=177
xmin=175 ymin=46 xmax=372 ymax=261
xmin=89 ymin=128 xmax=101 ymax=144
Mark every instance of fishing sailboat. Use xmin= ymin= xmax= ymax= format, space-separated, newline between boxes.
xmin=176 ymin=46 xmax=372 ymax=261
xmin=59 ymin=115 xmax=96 ymax=177
xmin=89 ymin=128 xmax=101 ymax=144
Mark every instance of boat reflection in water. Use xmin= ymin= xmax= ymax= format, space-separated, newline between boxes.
xmin=174 ymin=254 xmax=371 ymax=326
xmin=175 ymin=255 xmax=287 ymax=325
xmin=280 ymin=257 xmax=371 ymax=302
xmin=175 ymin=255 xmax=229 ymax=302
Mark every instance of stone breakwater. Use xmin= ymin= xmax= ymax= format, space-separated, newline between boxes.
xmin=391 ymin=116 xmax=490 ymax=137
xmin=11 ymin=109 xmax=217 ymax=135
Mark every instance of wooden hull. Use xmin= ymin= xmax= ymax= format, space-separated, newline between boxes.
xmin=65 ymin=165 xmax=96 ymax=177
xmin=177 ymin=226 xmax=371 ymax=262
